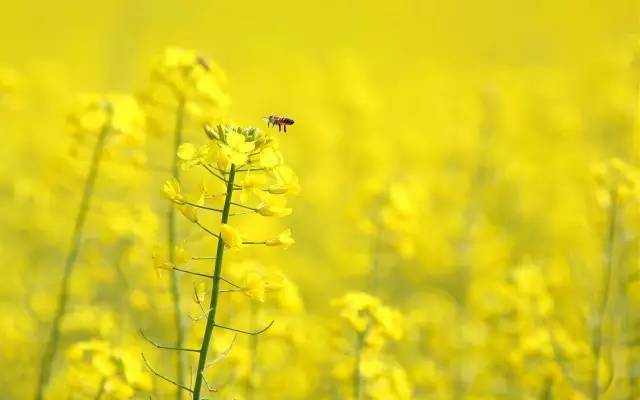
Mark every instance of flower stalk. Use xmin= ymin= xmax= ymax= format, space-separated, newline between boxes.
xmin=590 ymin=191 xmax=618 ymax=400
xmin=192 ymin=163 xmax=237 ymax=398
xmin=150 ymin=120 xmax=298 ymax=397
xmin=247 ymin=302 xmax=259 ymax=400
xmin=353 ymin=330 xmax=366 ymax=400
xmin=168 ymin=96 xmax=187 ymax=399
xmin=34 ymin=109 xmax=113 ymax=400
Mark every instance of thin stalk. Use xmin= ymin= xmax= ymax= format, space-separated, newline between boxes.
xmin=93 ymin=377 xmax=107 ymax=400
xmin=34 ymin=114 xmax=112 ymax=400
xmin=247 ymin=302 xmax=259 ymax=400
xmin=192 ymin=164 xmax=237 ymax=399
xmin=591 ymin=192 xmax=618 ymax=400
xmin=168 ymin=96 xmax=187 ymax=400
xmin=176 ymin=200 xmax=223 ymax=212
xmin=231 ymin=202 xmax=257 ymax=211
xmin=353 ymin=330 xmax=365 ymax=400
xmin=539 ymin=377 xmax=553 ymax=400
xmin=627 ymin=287 xmax=638 ymax=400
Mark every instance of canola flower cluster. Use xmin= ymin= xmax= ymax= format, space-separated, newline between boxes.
xmin=3 ymin=14 xmax=640 ymax=400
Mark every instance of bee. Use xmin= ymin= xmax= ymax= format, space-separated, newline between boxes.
xmin=265 ymin=115 xmax=295 ymax=133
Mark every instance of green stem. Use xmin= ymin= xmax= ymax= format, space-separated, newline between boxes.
xmin=93 ymin=377 xmax=107 ymax=400
xmin=353 ymin=330 xmax=365 ymax=400
xmin=168 ymin=97 xmax=187 ymax=400
xmin=591 ymin=192 xmax=618 ymax=400
xmin=247 ymin=302 xmax=259 ymax=400
xmin=34 ymin=114 xmax=112 ymax=400
xmin=192 ymin=164 xmax=237 ymax=399
xmin=539 ymin=377 xmax=553 ymax=400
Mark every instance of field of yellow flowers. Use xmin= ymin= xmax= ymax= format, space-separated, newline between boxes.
xmin=3 ymin=1 xmax=640 ymax=399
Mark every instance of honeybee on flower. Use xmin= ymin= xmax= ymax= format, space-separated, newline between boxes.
xmin=264 ymin=115 xmax=295 ymax=132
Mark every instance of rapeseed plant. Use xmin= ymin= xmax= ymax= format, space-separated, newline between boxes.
xmin=142 ymin=48 xmax=229 ymax=398
xmin=145 ymin=122 xmax=298 ymax=399
xmin=332 ymin=292 xmax=407 ymax=400
xmin=34 ymin=94 xmax=145 ymax=400
xmin=4 ymin=3 xmax=640 ymax=399
xmin=63 ymin=339 xmax=151 ymax=398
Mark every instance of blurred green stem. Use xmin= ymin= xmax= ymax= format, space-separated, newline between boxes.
xmin=34 ymin=111 xmax=112 ymax=400
xmin=93 ymin=377 xmax=107 ymax=400
xmin=353 ymin=330 xmax=365 ymax=400
xmin=192 ymin=164 xmax=236 ymax=399
xmin=591 ymin=192 xmax=618 ymax=400
xmin=539 ymin=377 xmax=553 ymax=400
xmin=247 ymin=302 xmax=259 ymax=400
xmin=169 ymin=96 xmax=187 ymax=400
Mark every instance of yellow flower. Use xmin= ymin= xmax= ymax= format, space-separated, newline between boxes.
xmin=363 ymin=329 xmax=384 ymax=349
xmin=243 ymin=272 xmax=266 ymax=302
xmin=272 ymin=165 xmax=301 ymax=195
xmin=152 ymin=251 xmax=172 ymax=272
xmin=177 ymin=142 xmax=202 ymax=167
xmin=592 ymin=158 xmax=640 ymax=207
xmin=259 ymin=146 xmax=283 ymax=169
xmin=161 ymin=178 xmax=183 ymax=202
xmin=145 ymin=48 xmax=229 ymax=116
xmin=240 ymin=173 xmax=268 ymax=203
xmin=273 ymin=276 xmax=305 ymax=312
xmin=68 ymin=94 xmax=109 ymax=134
xmin=177 ymin=187 xmax=205 ymax=223
xmin=118 ymin=350 xmax=152 ymax=389
xmin=371 ymin=305 xmax=403 ymax=340
xmin=242 ymin=173 xmax=268 ymax=189
xmin=68 ymin=94 xmax=146 ymax=146
xmin=219 ymin=130 xmax=255 ymax=165
xmin=265 ymin=184 xmax=290 ymax=194
xmin=265 ymin=228 xmax=295 ymax=249
xmin=332 ymin=292 xmax=378 ymax=332
xmin=178 ymin=204 xmax=198 ymax=224
xmin=332 ymin=292 xmax=403 ymax=342
xmin=109 ymin=95 xmax=146 ymax=144
xmin=217 ymin=150 xmax=230 ymax=171
xmin=106 ymin=378 xmax=135 ymax=398
xmin=256 ymin=202 xmax=293 ymax=217
xmin=174 ymin=244 xmax=191 ymax=265
xmin=221 ymin=224 xmax=244 ymax=249
xmin=92 ymin=351 xmax=116 ymax=377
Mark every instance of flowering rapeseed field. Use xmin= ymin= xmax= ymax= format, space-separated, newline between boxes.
xmin=2 ymin=1 xmax=640 ymax=399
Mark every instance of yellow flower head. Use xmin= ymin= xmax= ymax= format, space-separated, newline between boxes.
xmin=221 ymin=224 xmax=245 ymax=249
xmin=592 ymin=158 xmax=640 ymax=207
xmin=68 ymin=94 xmax=146 ymax=146
xmin=152 ymin=48 xmax=229 ymax=103
xmin=219 ymin=130 xmax=255 ymax=166
xmin=332 ymin=292 xmax=403 ymax=341
xmin=332 ymin=292 xmax=380 ymax=332
xmin=243 ymin=272 xmax=267 ymax=302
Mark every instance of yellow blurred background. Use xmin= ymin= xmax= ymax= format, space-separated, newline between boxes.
xmin=3 ymin=1 xmax=640 ymax=399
